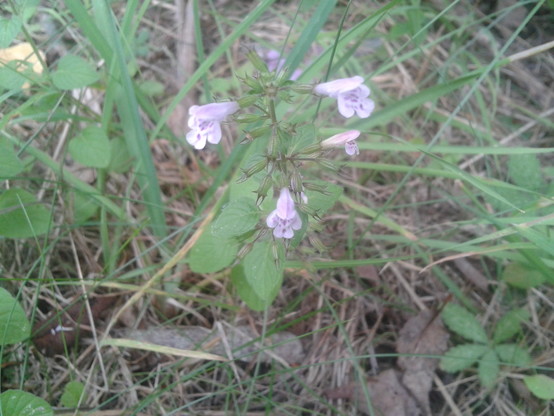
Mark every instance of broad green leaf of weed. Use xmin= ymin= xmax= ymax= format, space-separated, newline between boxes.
xmin=508 ymin=154 xmax=543 ymax=191
xmin=230 ymin=265 xmax=267 ymax=311
xmin=138 ymin=79 xmax=165 ymax=97
xmin=187 ymin=231 xmax=238 ymax=274
xmin=71 ymin=191 xmax=99 ymax=224
xmin=0 ymin=138 xmax=23 ymax=178
xmin=0 ymin=288 xmax=31 ymax=345
xmin=242 ymin=241 xmax=284 ymax=308
xmin=478 ymin=348 xmax=499 ymax=389
xmin=288 ymin=125 xmax=316 ymax=155
xmin=0 ymin=390 xmax=52 ymax=416
xmin=501 ymin=262 xmax=545 ymax=289
xmin=0 ymin=17 xmax=22 ymax=48
xmin=495 ymin=344 xmax=531 ymax=367
xmin=440 ymin=344 xmax=489 ymax=372
xmin=108 ymin=137 xmax=133 ymax=173
xmin=68 ymin=126 xmax=111 ymax=169
xmin=493 ymin=308 xmax=529 ymax=344
xmin=0 ymin=188 xmax=50 ymax=238
xmin=60 ymin=381 xmax=86 ymax=408
xmin=441 ymin=303 xmax=488 ymax=344
xmin=230 ymin=171 xmax=273 ymax=212
xmin=524 ymin=375 xmax=554 ymax=400
xmin=211 ymin=198 xmax=260 ymax=239
xmin=51 ymin=54 xmax=100 ymax=90
xmin=0 ymin=62 xmax=27 ymax=90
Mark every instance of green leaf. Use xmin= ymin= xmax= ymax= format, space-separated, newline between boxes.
xmin=60 ymin=381 xmax=86 ymax=408
xmin=440 ymin=344 xmax=489 ymax=372
xmin=495 ymin=344 xmax=531 ymax=367
xmin=501 ymin=262 xmax=545 ymax=289
xmin=51 ymin=54 xmax=99 ymax=90
xmin=441 ymin=303 xmax=488 ymax=344
xmin=0 ymin=16 xmax=22 ymax=48
xmin=0 ymin=188 xmax=51 ymax=238
xmin=0 ymin=288 xmax=31 ymax=345
xmin=188 ymin=231 xmax=238 ymax=274
xmin=0 ymin=62 xmax=27 ymax=90
xmin=0 ymin=138 xmax=24 ymax=178
xmin=230 ymin=172 xmax=273 ymax=212
xmin=71 ymin=191 xmax=99 ymax=224
xmin=211 ymin=198 xmax=260 ymax=238
xmin=107 ymin=137 xmax=133 ymax=173
xmin=508 ymin=154 xmax=543 ymax=191
xmin=68 ymin=126 xmax=111 ymax=169
xmin=138 ymin=79 xmax=164 ymax=97
xmin=230 ymin=265 xmax=267 ymax=311
xmin=493 ymin=308 xmax=529 ymax=344
xmin=237 ymin=241 xmax=284 ymax=310
xmin=0 ymin=390 xmax=52 ymax=416
xmin=524 ymin=375 xmax=554 ymax=400
xmin=478 ymin=349 xmax=499 ymax=389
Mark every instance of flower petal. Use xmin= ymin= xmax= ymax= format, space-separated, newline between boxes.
xmin=355 ymin=98 xmax=375 ymax=118
xmin=207 ymin=121 xmax=222 ymax=144
xmin=186 ymin=129 xmax=207 ymax=150
xmin=345 ymin=141 xmax=359 ymax=156
xmin=314 ymin=76 xmax=364 ymax=97
xmin=337 ymin=94 xmax=356 ymax=118
xmin=192 ymin=102 xmax=239 ymax=121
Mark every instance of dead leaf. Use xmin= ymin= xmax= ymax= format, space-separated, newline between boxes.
xmin=123 ymin=324 xmax=305 ymax=365
xmin=325 ymin=369 xmax=421 ymax=416
xmin=396 ymin=310 xmax=449 ymax=415
xmin=0 ymin=42 xmax=45 ymax=91
xmin=33 ymin=295 xmax=115 ymax=356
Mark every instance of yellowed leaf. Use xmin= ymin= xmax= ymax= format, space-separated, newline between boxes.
xmin=0 ymin=42 xmax=45 ymax=90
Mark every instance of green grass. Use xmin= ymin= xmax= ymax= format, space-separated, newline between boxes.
xmin=1 ymin=0 xmax=554 ymax=415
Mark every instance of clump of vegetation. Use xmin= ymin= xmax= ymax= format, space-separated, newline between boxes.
xmin=1 ymin=0 xmax=553 ymax=414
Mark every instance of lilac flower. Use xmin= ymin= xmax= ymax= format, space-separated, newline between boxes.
xmin=186 ymin=102 xmax=239 ymax=149
xmin=321 ymin=130 xmax=361 ymax=156
xmin=314 ymin=75 xmax=375 ymax=118
xmin=266 ymin=188 xmax=302 ymax=239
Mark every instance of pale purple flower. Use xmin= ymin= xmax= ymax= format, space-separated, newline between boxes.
xmin=266 ymin=188 xmax=302 ymax=239
xmin=186 ymin=102 xmax=239 ymax=149
xmin=314 ymin=75 xmax=375 ymax=118
xmin=321 ymin=130 xmax=361 ymax=156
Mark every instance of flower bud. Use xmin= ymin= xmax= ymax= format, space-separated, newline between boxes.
xmin=308 ymin=235 xmax=327 ymax=253
xmin=235 ymin=113 xmax=266 ymax=124
xmin=243 ymin=76 xmax=263 ymax=92
xmin=242 ymin=159 xmax=267 ymax=178
xmin=256 ymin=175 xmax=273 ymax=206
xmin=296 ymin=143 xmax=322 ymax=156
xmin=237 ymin=243 xmax=254 ymax=260
xmin=248 ymin=125 xmax=271 ymax=139
xmin=290 ymin=171 xmax=303 ymax=194
xmin=303 ymin=182 xmax=328 ymax=194
xmin=267 ymin=134 xmax=278 ymax=158
xmin=318 ymin=159 xmax=339 ymax=171
xmin=237 ymin=94 xmax=259 ymax=108
xmin=291 ymin=83 xmax=315 ymax=94
xmin=246 ymin=50 xmax=269 ymax=73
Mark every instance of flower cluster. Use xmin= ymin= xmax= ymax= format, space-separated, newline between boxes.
xmin=184 ymin=55 xmax=375 ymax=240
